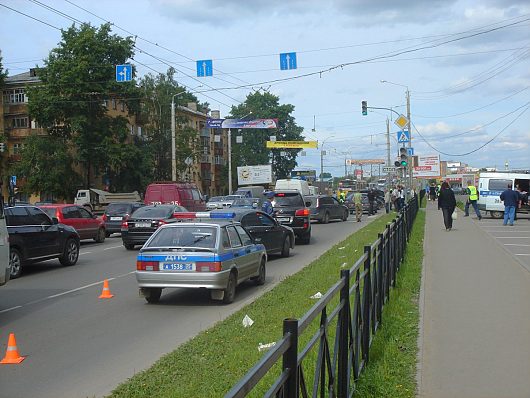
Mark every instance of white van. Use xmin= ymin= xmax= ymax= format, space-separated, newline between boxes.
xmin=0 ymin=197 xmax=9 ymax=286
xmin=275 ymin=179 xmax=310 ymax=197
xmin=477 ymin=172 xmax=530 ymax=218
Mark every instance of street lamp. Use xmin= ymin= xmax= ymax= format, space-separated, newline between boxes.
xmin=228 ymin=111 xmax=253 ymax=194
xmin=319 ymin=136 xmax=335 ymax=184
xmin=171 ymin=85 xmax=202 ymax=181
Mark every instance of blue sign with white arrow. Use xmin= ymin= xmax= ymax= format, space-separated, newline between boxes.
xmin=397 ymin=130 xmax=410 ymax=143
xmin=196 ymin=60 xmax=213 ymax=77
xmin=407 ymin=147 xmax=414 ymax=156
xmin=280 ymin=52 xmax=297 ymax=70
xmin=116 ymin=64 xmax=132 ymax=82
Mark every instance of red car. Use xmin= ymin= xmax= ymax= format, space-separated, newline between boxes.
xmin=39 ymin=204 xmax=106 ymax=242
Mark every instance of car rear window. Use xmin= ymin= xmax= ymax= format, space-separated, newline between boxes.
xmin=146 ymin=226 xmax=217 ymax=248
xmin=273 ymin=192 xmax=304 ymax=207
xmin=132 ymin=206 xmax=174 ymax=219
xmin=106 ymin=203 xmax=131 ymax=214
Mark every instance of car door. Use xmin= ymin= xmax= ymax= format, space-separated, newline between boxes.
xmin=330 ymin=197 xmax=343 ymax=219
xmin=240 ymin=213 xmax=272 ymax=250
xmin=6 ymin=207 xmax=39 ymax=259
xmin=63 ymin=206 xmax=86 ymax=239
xmin=27 ymin=207 xmax=61 ymax=256
xmin=235 ymin=225 xmax=261 ymax=275
xmin=226 ymin=225 xmax=247 ymax=280
xmin=78 ymin=206 xmax=98 ymax=239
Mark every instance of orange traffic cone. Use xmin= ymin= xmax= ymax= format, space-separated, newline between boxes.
xmin=98 ymin=279 xmax=114 ymax=299
xmin=0 ymin=333 xmax=26 ymax=364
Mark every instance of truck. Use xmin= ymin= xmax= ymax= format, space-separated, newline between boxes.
xmin=74 ymin=189 xmax=142 ymax=213
xmin=233 ymin=185 xmax=265 ymax=198
xmin=274 ymin=179 xmax=310 ymax=197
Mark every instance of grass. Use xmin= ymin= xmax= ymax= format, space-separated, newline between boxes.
xmin=109 ymin=211 xmax=423 ymax=397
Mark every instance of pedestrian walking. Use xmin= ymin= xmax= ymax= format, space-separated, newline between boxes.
xmin=398 ymin=185 xmax=406 ymax=210
xmin=500 ymin=183 xmax=520 ymax=226
xmin=384 ymin=188 xmax=391 ymax=214
xmin=438 ymin=181 xmax=456 ymax=231
xmin=261 ymin=191 xmax=275 ymax=216
xmin=429 ymin=183 xmax=436 ymax=201
xmin=464 ymin=184 xmax=482 ymax=220
xmin=367 ymin=188 xmax=376 ymax=215
xmin=353 ymin=190 xmax=363 ymax=222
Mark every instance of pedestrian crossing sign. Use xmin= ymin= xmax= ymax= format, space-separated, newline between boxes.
xmin=397 ymin=130 xmax=410 ymax=143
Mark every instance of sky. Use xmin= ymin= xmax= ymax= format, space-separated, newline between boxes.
xmin=1 ymin=0 xmax=529 ymax=177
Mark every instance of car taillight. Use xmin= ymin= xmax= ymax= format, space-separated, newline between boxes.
xmin=295 ymin=208 xmax=310 ymax=217
xmin=121 ymin=215 xmax=129 ymax=230
xmin=136 ymin=260 xmax=159 ymax=271
xmin=196 ymin=262 xmax=222 ymax=272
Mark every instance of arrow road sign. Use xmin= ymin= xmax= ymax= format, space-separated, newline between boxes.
xmin=280 ymin=52 xmax=297 ymax=70
xmin=383 ymin=167 xmax=396 ymax=172
xmin=116 ymin=64 xmax=132 ymax=82
xmin=196 ymin=60 xmax=213 ymax=77
xmin=407 ymin=147 xmax=414 ymax=156
xmin=397 ymin=130 xmax=410 ymax=143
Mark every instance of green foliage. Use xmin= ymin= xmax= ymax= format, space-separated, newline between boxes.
xmin=10 ymin=135 xmax=81 ymax=200
xmin=0 ymin=52 xmax=7 ymax=86
xmin=230 ymin=91 xmax=304 ymax=181
xmin=138 ymin=69 xmax=202 ymax=180
xmin=26 ymin=23 xmax=142 ymax=189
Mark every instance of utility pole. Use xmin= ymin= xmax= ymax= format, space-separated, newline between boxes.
xmin=171 ymin=100 xmax=176 ymax=181
xmin=386 ymin=118 xmax=390 ymax=186
xmin=406 ymin=89 xmax=412 ymax=195
xmin=228 ymin=128 xmax=232 ymax=194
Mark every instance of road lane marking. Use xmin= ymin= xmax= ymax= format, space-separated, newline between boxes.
xmin=484 ymin=230 xmax=530 ymax=233
xmin=504 ymin=244 xmax=530 ymax=247
xmin=495 ymin=237 xmax=530 ymax=239
xmin=1 ymin=272 xmax=136 ymax=313
xmin=79 ymin=251 xmax=92 ymax=256
xmin=103 ymin=245 xmax=124 ymax=250
xmin=515 ymin=254 xmax=530 ymax=256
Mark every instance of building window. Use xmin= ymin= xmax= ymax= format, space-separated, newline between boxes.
xmin=12 ymin=117 xmax=29 ymax=128
xmin=13 ymin=143 xmax=24 ymax=154
xmin=31 ymin=120 xmax=42 ymax=129
xmin=120 ymin=101 xmax=125 ymax=112
xmin=102 ymin=99 xmax=108 ymax=108
xmin=3 ymin=89 xmax=26 ymax=104
xmin=112 ymin=98 xmax=117 ymax=110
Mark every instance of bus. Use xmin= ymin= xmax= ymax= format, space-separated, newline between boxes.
xmin=477 ymin=172 xmax=530 ymax=218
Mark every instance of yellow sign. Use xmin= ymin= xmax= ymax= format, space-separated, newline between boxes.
xmin=266 ymin=141 xmax=318 ymax=149
xmin=394 ymin=115 xmax=409 ymax=129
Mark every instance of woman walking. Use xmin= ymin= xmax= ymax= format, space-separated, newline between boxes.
xmin=438 ymin=181 xmax=456 ymax=231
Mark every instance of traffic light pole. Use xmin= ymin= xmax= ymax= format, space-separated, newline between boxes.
xmin=406 ymin=90 xmax=413 ymax=198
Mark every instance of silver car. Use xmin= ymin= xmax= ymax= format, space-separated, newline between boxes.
xmin=206 ymin=196 xmax=226 ymax=210
xmin=135 ymin=214 xmax=267 ymax=304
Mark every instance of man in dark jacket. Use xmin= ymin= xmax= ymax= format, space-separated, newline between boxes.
xmin=438 ymin=181 xmax=456 ymax=231
xmin=500 ymin=183 xmax=519 ymax=226
xmin=367 ymin=188 xmax=376 ymax=215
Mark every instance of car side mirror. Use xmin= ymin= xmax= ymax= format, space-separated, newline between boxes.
xmin=305 ymin=201 xmax=312 ymax=207
xmin=52 ymin=217 xmax=59 ymax=225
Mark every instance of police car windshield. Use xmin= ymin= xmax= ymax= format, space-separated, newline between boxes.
xmin=146 ymin=226 xmax=217 ymax=249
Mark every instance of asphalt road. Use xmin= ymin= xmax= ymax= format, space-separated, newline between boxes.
xmin=0 ymin=213 xmax=381 ymax=398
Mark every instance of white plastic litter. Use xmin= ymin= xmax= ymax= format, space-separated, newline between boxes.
xmin=338 ymin=246 xmax=346 ymax=250
xmin=341 ymin=262 xmax=347 ymax=268
xmin=258 ymin=342 xmax=276 ymax=352
xmin=310 ymin=292 xmax=322 ymax=299
xmin=242 ymin=314 xmax=254 ymax=328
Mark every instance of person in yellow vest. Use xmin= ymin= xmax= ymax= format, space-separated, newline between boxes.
xmin=464 ymin=184 xmax=482 ymax=220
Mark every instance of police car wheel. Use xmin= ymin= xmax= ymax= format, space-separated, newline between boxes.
xmin=223 ymin=272 xmax=237 ymax=304
xmin=144 ymin=288 xmax=162 ymax=304
xmin=490 ymin=211 xmax=503 ymax=219
xmin=253 ymin=259 xmax=266 ymax=285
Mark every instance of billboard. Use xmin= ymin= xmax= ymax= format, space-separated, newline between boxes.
xmin=346 ymin=159 xmax=385 ymax=165
xmin=414 ymin=154 xmax=441 ymax=178
xmin=206 ymin=118 xmax=279 ymax=129
xmin=266 ymin=141 xmax=318 ymax=149
xmin=237 ymin=165 xmax=273 ymax=185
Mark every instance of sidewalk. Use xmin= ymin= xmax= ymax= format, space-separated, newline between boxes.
xmin=417 ymin=203 xmax=530 ymax=398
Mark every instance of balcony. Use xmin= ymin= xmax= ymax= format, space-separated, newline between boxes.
xmin=214 ymin=156 xmax=225 ymax=165
xmin=201 ymin=171 xmax=212 ymax=181
xmin=201 ymin=154 xmax=211 ymax=163
xmin=200 ymin=127 xmax=210 ymax=137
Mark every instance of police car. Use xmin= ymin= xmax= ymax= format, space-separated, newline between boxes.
xmin=135 ymin=212 xmax=267 ymax=304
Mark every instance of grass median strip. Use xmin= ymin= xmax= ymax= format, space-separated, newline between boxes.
xmin=110 ymin=213 xmax=407 ymax=398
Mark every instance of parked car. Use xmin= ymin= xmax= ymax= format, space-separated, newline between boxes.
xmin=135 ymin=214 xmax=267 ymax=304
xmin=222 ymin=195 xmax=245 ymax=207
xmin=102 ymin=202 xmax=145 ymax=237
xmin=229 ymin=197 xmax=263 ymax=209
xmin=206 ymin=196 xmax=226 ymax=210
xmin=144 ymin=182 xmax=206 ymax=211
xmin=5 ymin=205 xmax=80 ymax=279
xmin=270 ymin=190 xmax=312 ymax=244
xmin=0 ymin=199 xmax=9 ymax=286
xmin=121 ymin=204 xmax=188 ymax=250
xmin=40 ymin=204 xmax=106 ymax=242
xmin=305 ymin=195 xmax=349 ymax=223
xmin=211 ymin=209 xmax=295 ymax=257
xmin=344 ymin=192 xmax=371 ymax=214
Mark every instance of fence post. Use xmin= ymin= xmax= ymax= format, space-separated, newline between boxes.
xmin=338 ymin=269 xmax=350 ymax=398
xmin=362 ymin=246 xmax=372 ymax=364
xmin=283 ymin=318 xmax=299 ymax=398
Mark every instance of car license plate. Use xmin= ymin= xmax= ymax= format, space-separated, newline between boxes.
xmin=135 ymin=222 xmax=151 ymax=228
xmin=110 ymin=217 xmax=122 ymax=221
xmin=161 ymin=262 xmax=195 ymax=271
xmin=277 ymin=217 xmax=291 ymax=223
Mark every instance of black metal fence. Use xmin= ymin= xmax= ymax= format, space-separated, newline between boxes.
xmin=226 ymin=197 xmax=419 ymax=398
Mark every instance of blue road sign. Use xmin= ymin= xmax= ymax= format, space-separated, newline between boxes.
xmin=280 ymin=52 xmax=297 ymax=70
xmin=407 ymin=147 xmax=414 ymax=156
xmin=116 ymin=64 xmax=132 ymax=82
xmin=10 ymin=175 xmax=16 ymax=186
xmin=196 ymin=60 xmax=213 ymax=77
xmin=397 ymin=130 xmax=410 ymax=143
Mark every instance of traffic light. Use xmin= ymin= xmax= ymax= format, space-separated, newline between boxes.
xmin=399 ymin=147 xmax=408 ymax=167
xmin=0 ymin=142 xmax=5 ymax=152
xmin=361 ymin=101 xmax=367 ymax=116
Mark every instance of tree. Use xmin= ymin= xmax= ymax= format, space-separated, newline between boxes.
xmin=0 ymin=52 xmax=7 ymax=86
xmin=27 ymin=23 xmax=143 ymax=191
xmin=138 ymin=69 xmax=202 ymax=180
xmin=229 ymin=91 xmax=304 ymax=182
xmin=10 ymin=135 xmax=81 ymax=200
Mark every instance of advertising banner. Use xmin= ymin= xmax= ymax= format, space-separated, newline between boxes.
xmin=414 ymin=155 xmax=441 ymax=178
xmin=347 ymin=159 xmax=385 ymax=165
xmin=266 ymin=141 xmax=318 ymax=149
xmin=222 ymin=119 xmax=278 ymax=129
xmin=206 ymin=119 xmax=224 ymax=128
xmin=237 ymin=165 xmax=273 ymax=185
